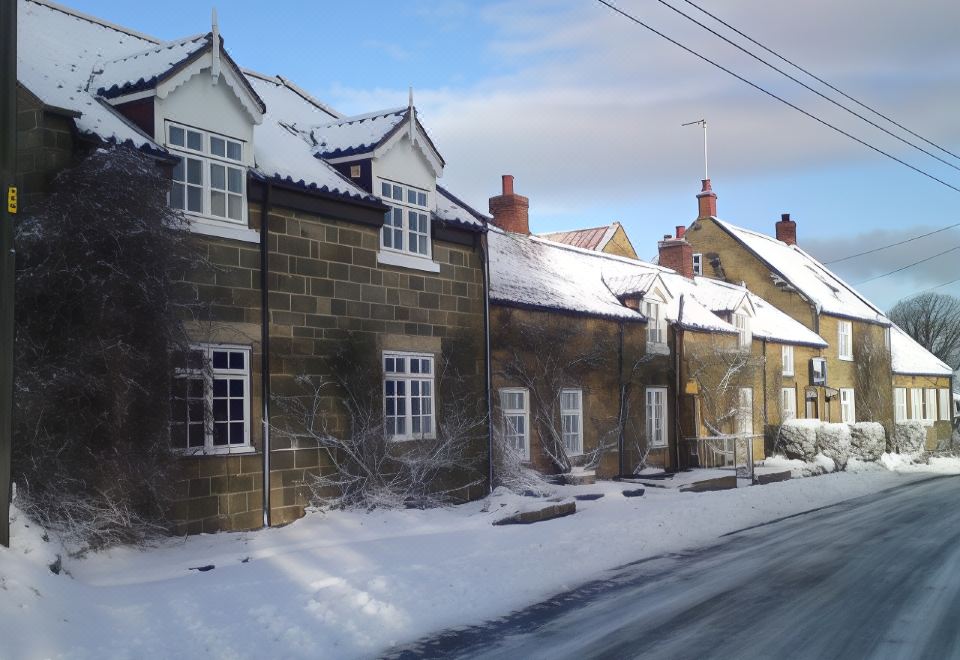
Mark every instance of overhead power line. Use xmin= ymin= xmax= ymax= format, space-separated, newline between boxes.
xmin=680 ymin=0 xmax=960 ymax=164
xmin=855 ymin=245 xmax=960 ymax=285
xmin=655 ymin=0 xmax=960 ymax=173
xmin=823 ymin=223 xmax=960 ymax=264
xmin=592 ymin=0 xmax=960 ymax=194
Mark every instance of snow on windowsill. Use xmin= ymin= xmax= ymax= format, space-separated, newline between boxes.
xmin=186 ymin=214 xmax=260 ymax=244
xmin=647 ymin=342 xmax=670 ymax=355
xmin=377 ymin=250 xmax=441 ymax=273
xmin=177 ymin=446 xmax=258 ymax=457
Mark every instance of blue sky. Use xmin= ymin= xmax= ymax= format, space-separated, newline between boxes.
xmin=64 ymin=0 xmax=960 ymax=309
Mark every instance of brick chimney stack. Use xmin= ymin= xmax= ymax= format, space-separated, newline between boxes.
xmin=658 ymin=226 xmax=694 ymax=279
xmin=696 ymin=178 xmax=717 ymax=219
xmin=489 ymin=174 xmax=530 ymax=234
xmin=775 ymin=213 xmax=797 ymax=245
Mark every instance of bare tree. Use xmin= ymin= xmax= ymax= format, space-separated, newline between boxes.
xmin=274 ymin=332 xmax=487 ymax=510
xmin=13 ymin=145 xmax=209 ymax=552
xmin=493 ymin=311 xmax=618 ymax=474
xmin=685 ymin=336 xmax=763 ymax=465
xmin=889 ymin=293 xmax=960 ymax=370
xmin=854 ymin=333 xmax=893 ymax=429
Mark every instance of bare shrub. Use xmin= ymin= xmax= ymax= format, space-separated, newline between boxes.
xmin=274 ymin=332 xmax=487 ymax=510
xmin=13 ymin=145 xmax=208 ymax=552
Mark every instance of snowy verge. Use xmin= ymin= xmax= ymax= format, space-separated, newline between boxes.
xmin=2 ymin=470 xmax=957 ymax=660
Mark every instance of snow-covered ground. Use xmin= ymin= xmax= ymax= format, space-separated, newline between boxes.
xmin=2 ymin=460 xmax=959 ymax=660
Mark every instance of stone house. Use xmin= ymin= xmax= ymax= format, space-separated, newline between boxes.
xmin=683 ymin=179 xmax=955 ymax=440
xmin=890 ymin=326 xmax=954 ymax=448
xmin=539 ymin=221 xmax=639 ymax=259
xmin=485 ymin=176 xmax=826 ymax=476
xmin=16 ymin=0 xmax=490 ymax=534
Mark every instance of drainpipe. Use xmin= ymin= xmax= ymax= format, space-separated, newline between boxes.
xmin=761 ymin=338 xmax=768 ymax=431
xmin=674 ymin=322 xmax=684 ymax=473
xmin=480 ymin=232 xmax=494 ymax=493
xmin=617 ymin=321 xmax=625 ymax=477
xmin=259 ymin=182 xmax=272 ymax=527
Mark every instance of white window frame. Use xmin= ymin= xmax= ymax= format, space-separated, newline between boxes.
xmin=172 ymin=344 xmax=252 ymax=454
xmin=734 ymin=312 xmax=751 ymax=349
xmin=166 ymin=121 xmax=247 ymax=226
xmin=499 ymin=388 xmax=530 ymax=460
xmin=924 ymin=388 xmax=937 ymax=421
xmin=911 ymin=388 xmax=923 ymax=420
xmin=692 ymin=253 xmax=703 ymax=276
xmin=811 ymin=357 xmax=827 ymax=386
xmin=646 ymin=387 xmax=668 ymax=447
xmin=737 ymin=387 xmax=754 ymax=435
xmin=840 ymin=388 xmax=856 ymax=424
xmin=781 ymin=345 xmax=794 ymax=377
xmin=894 ymin=387 xmax=907 ymax=422
xmin=939 ymin=389 xmax=951 ymax=422
xmin=838 ymin=320 xmax=853 ymax=361
xmin=560 ymin=388 xmax=583 ymax=456
xmin=644 ymin=299 xmax=667 ymax=346
xmin=384 ymin=352 xmax=436 ymax=441
xmin=378 ymin=177 xmax=432 ymax=260
xmin=781 ymin=387 xmax=797 ymax=421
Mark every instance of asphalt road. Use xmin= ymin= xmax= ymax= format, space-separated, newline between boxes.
xmin=390 ymin=475 xmax=960 ymax=660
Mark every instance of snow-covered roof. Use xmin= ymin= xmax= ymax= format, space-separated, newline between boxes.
xmin=91 ymin=33 xmax=209 ymax=98
xmin=489 ymin=228 xmax=645 ymax=320
xmin=17 ymin=0 xmax=164 ymax=150
xmin=245 ymin=74 xmax=373 ymax=201
xmin=890 ymin=325 xmax=954 ymax=377
xmin=435 ymin=186 xmax=487 ymax=230
xmin=312 ymin=109 xmax=408 ymax=159
xmin=713 ymin=219 xmax=889 ymax=325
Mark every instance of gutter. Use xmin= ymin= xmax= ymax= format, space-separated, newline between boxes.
xmin=480 ymin=232 xmax=494 ymax=493
xmin=259 ymin=182 xmax=272 ymax=527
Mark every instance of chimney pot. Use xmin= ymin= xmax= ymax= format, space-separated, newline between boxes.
xmin=675 ymin=225 xmax=686 ymax=239
xmin=658 ymin=233 xmax=694 ymax=279
xmin=489 ymin=174 xmax=530 ymax=234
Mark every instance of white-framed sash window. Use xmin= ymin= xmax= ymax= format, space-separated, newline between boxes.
xmin=166 ymin=122 xmax=247 ymax=225
xmin=939 ymin=389 xmax=951 ymax=421
xmin=692 ymin=253 xmax=703 ymax=276
xmin=737 ymin=387 xmax=753 ymax=435
xmin=734 ymin=313 xmax=751 ymax=349
xmin=840 ymin=388 xmax=856 ymax=423
xmin=384 ymin=352 xmax=435 ymax=440
xmin=838 ymin=320 xmax=853 ymax=360
xmin=894 ymin=387 xmax=907 ymax=422
xmin=781 ymin=387 xmax=797 ymax=421
xmin=644 ymin=300 xmax=666 ymax=345
xmin=646 ymin=387 xmax=668 ymax=447
xmin=782 ymin=345 xmax=794 ymax=377
xmin=379 ymin=179 xmax=431 ymax=258
xmin=911 ymin=389 xmax=923 ymax=420
xmin=500 ymin=388 xmax=530 ymax=460
xmin=924 ymin=388 xmax=937 ymax=421
xmin=171 ymin=344 xmax=251 ymax=453
xmin=560 ymin=388 xmax=583 ymax=456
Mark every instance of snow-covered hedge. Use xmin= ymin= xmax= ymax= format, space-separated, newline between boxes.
xmin=816 ymin=423 xmax=851 ymax=471
xmin=849 ymin=422 xmax=886 ymax=461
xmin=893 ymin=421 xmax=927 ymax=455
xmin=779 ymin=419 xmax=820 ymax=461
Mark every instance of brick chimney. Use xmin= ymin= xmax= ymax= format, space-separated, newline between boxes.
xmin=489 ymin=174 xmax=529 ymax=234
xmin=775 ymin=213 xmax=797 ymax=245
xmin=658 ymin=226 xmax=694 ymax=278
xmin=696 ymin=178 xmax=717 ymax=219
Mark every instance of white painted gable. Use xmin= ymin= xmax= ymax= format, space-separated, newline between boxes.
xmin=373 ymin=133 xmax=438 ymax=196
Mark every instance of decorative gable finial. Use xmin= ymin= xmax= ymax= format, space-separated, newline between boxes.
xmin=211 ymin=7 xmax=221 ymax=85
xmin=408 ymin=86 xmax=415 ymax=144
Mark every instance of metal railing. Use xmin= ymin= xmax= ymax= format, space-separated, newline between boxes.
xmin=680 ymin=435 xmax=763 ymax=481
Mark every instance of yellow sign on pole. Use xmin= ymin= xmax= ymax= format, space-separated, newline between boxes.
xmin=6 ymin=186 xmax=15 ymax=214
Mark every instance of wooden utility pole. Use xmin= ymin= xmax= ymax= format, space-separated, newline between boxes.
xmin=1 ymin=0 xmax=18 ymax=548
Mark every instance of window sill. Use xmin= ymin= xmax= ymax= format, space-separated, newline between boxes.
xmin=389 ymin=435 xmax=438 ymax=443
xmin=186 ymin=214 xmax=260 ymax=244
xmin=177 ymin=446 xmax=257 ymax=457
xmin=377 ymin=250 xmax=441 ymax=273
xmin=783 ymin=372 xmax=795 ymax=378
xmin=838 ymin=355 xmax=854 ymax=362
xmin=647 ymin=342 xmax=670 ymax=355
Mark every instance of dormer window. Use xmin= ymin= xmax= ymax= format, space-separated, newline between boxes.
xmin=379 ymin=178 xmax=431 ymax=258
xmin=734 ymin=312 xmax=751 ymax=348
xmin=645 ymin=300 xmax=666 ymax=345
xmin=167 ymin=122 xmax=246 ymax=225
